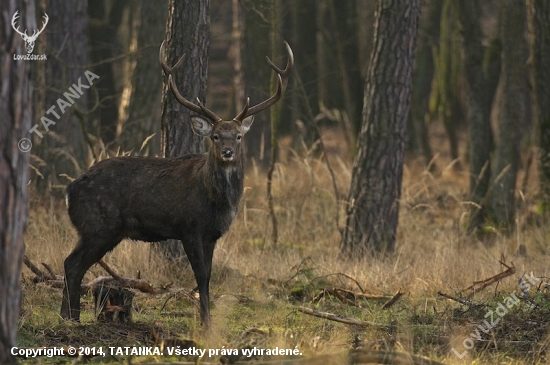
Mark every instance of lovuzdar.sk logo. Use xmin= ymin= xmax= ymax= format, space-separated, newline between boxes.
xmin=12 ymin=10 xmax=48 ymax=61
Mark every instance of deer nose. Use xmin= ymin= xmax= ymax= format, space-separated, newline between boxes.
xmin=222 ymin=148 xmax=234 ymax=160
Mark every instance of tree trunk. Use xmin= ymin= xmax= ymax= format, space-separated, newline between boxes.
xmin=490 ymin=0 xmax=527 ymax=228
xmin=234 ymin=0 xmax=272 ymax=167
xmin=436 ymin=0 xmax=461 ymax=164
xmin=0 ymin=1 xmax=33 ymax=362
xmin=342 ymin=0 xmax=420 ymax=256
xmin=88 ymin=0 xmax=127 ymax=145
xmin=527 ymin=0 xmax=550 ymax=207
xmin=158 ymin=0 xmax=210 ymax=259
xmin=290 ymin=0 xmax=318 ymax=128
xmin=118 ymin=0 xmax=165 ymax=155
xmin=35 ymin=0 xmax=89 ymax=192
xmin=410 ymin=0 xmax=443 ymax=167
xmin=455 ymin=0 xmax=501 ymax=230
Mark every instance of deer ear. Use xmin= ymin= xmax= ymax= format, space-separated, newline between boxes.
xmin=240 ymin=116 xmax=254 ymax=134
xmin=190 ymin=116 xmax=213 ymax=137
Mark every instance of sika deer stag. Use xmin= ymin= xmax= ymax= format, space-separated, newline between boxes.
xmin=61 ymin=41 xmax=293 ymax=326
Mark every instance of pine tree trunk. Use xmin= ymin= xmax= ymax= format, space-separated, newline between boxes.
xmin=455 ymin=0 xmax=500 ymax=230
xmin=342 ymin=0 xmax=420 ymax=255
xmin=118 ymin=0 xmax=165 ymax=155
xmin=36 ymin=0 xmax=88 ymax=192
xmin=234 ymin=0 xmax=271 ymax=167
xmin=527 ymin=0 xmax=550 ymax=206
xmin=490 ymin=0 xmax=527 ymax=227
xmin=158 ymin=0 xmax=210 ymax=259
xmin=88 ymin=0 xmax=126 ymax=145
xmin=0 ymin=1 xmax=33 ymax=362
xmin=410 ymin=0 xmax=442 ymax=167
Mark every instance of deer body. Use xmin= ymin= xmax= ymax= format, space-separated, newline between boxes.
xmin=61 ymin=42 xmax=293 ymax=326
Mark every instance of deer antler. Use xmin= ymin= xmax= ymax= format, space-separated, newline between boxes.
xmin=233 ymin=41 xmax=294 ymax=122
xmin=159 ymin=41 xmax=222 ymax=123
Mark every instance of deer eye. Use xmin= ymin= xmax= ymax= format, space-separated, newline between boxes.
xmin=213 ymin=134 xmax=220 ymax=141
xmin=236 ymin=134 xmax=242 ymax=141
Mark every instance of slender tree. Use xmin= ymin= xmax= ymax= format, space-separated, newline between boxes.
xmin=88 ymin=0 xmax=127 ymax=145
xmin=0 ymin=0 xmax=33 ymax=362
xmin=455 ymin=0 xmax=501 ymax=231
xmin=410 ymin=0 xmax=442 ymax=168
xmin=35 ymin=0 xmax=88 ymax=191
xmin=342 ymin=0 xmax=420 ymax=255
xmin=490 ymin=0 xmax=527 ymax=227
xmin=233 ymin=0 xmax=272 ymax=167
xmin=119 ymin=0 xmax=166 ymax=155
xmin=527 ymin=0 xmax=550 ymax=208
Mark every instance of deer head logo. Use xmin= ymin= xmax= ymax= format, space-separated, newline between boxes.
xmin=11 ymin=11 xmax=49 ymax=54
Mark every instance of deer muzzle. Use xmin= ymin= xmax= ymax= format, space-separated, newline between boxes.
xmin=221 ymin=148 xmax=234 ymax=161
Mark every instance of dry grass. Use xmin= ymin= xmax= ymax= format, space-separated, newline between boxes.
xmin=19 ymin=128 xmax=550 ymax=364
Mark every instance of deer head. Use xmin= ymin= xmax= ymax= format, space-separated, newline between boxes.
xmin=159 ymin=40 xmax=293 ymax=164
xmin=11 ymin=11 xmax=49 ymax=54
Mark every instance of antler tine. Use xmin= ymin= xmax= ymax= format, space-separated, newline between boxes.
xmin=235 ymin=41 xmax=294 ymax=121
xmin=159 ymin=40 xmax=185 ymax=76
xmin=161 ymin=41 xmax=222 ymax=122
xmin=233 ymin=97 xmax=250 ymax=123
xmin=196 ymin=98 xmax=223 ymax=123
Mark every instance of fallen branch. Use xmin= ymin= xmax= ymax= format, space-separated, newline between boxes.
xmin=97 ymin=260 xmax=121 ymax=280
xmin=331 ymin=288 xmax=358 ymax=307
xmin=437 ymin=291 xmax=471 ymax=306
xmin=24 ymin=255 xmax=55 ymax=282
xmin=41 ymin=263 xmax=57 ymax=279
xmin=382 ymin=289 xmax=404 ymax=309
xmin=461 ymin=261 xmax=515 ymax=296
xmin=297 ymin=306 xmax=394 ymax=329
xmin=41 ymin=276 xmax=167 ymax=295
xmin=334 ymin=288 xmax=391 ymax=301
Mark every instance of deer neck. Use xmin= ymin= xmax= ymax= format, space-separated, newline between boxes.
xmin=204 ymin=149 xmax=245 ymax=205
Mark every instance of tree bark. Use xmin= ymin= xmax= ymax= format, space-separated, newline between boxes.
xmin=88 ymin=0 xmax=127 ymax=145
xmin=342 ymin=0 xmax=420 ymax=255
xmin=36 ymin=0 xmax=88 ymax=192
xmin=410 ymin=0 xmax=443 ymax=167
xmin=119 ymin=0 xmax=166 ymax=155
xmin=0 ymin=0 xmax=33 ymax=362
xmin=234 ymin=0 xmax=271 ymax=167
xmin=490 ymin=0 xmax=527 ymax=227
xmin=290 ymin=0 xmax=318 ymax=126
xmin=158 ymin=0 xmax=210 ymax=258
xmin=455 ymin=0 xmax=501 ymax=230
xmin=527 ymin=0 xmax=550 ymax=206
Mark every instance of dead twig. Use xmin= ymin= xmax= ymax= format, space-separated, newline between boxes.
xmin=41 ymin=263 xmax=57 ymax=279
xmin=23 ymin=256 xmax=55 ymax=281
xmin=461 ymin=261 xmax=515 ymax=296
xmin=97 ymin=260 xmax=121 ymax=280
xmin=331 ymin=288 xmax=359 ymax=307
xmin=297 ymin=306 xmax=394 ymax=329
xmin=334 ymin=288 xmax=391 ymax=300
xmin=312 ymin=273 xmax=365 ymax=293
xmin=437 ymin=291 xmax=471 ymax=306
xmin=381 ymin=289 xmax=404 ymax=309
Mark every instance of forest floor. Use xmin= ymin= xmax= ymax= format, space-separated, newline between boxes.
xmin=18 ymin=125 xmax=550 ymax=364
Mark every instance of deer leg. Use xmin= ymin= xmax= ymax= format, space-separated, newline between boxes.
xmin=61 ymin=235 xmax=120 ymax=321
xmin=182 ymin=238 xmax=210 ymax=326
xmin=203 ymin=241 xmax=216 ymax=289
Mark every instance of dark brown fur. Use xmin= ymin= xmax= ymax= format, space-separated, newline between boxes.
xmin=61 ymin=118 xmax=251 ymax=326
